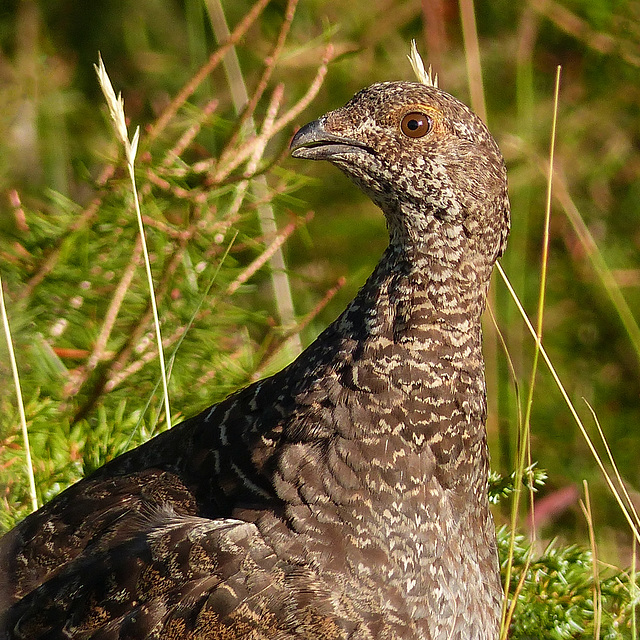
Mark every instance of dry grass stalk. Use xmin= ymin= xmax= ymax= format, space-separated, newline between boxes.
xmin=585 ymin=400 xmax=640 ymax=533
xmin=500 ymin=64 xmax=562 ymax=640
xmin=0 ymin=276 xmax=38 ymax=512
xmin=408 ymin=39 xmax=438 ymax=88
xmin=579 ymin=480 xmax=602 ymax=639
xmin=95 ymin=54 xmax=172 ymax=430
xmin=105 ymin=216 xmax=302 ymax=393
xmin=497 ymin=261 xmax=640 ymax=546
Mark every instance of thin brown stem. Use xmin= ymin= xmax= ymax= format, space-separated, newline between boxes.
xmin=161 ymin=98 xmax=220 ymax=169
xmin=212 ymin=44 xmax=334 ymax=182
xmin=147 ymin=0 xmax=271 ymax=144
xmin=220 ymin=0 xmax=299 ymax=155
xmin=22 ymin=164 xmax=116 ymax=298
xmin=64 ymin=237 xmax=143 ymax=398
xmin=104 ymin=217 xmax=301 ymax=392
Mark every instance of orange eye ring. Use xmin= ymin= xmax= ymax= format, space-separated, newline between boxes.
xmin=400 ymin=112 xmax=433 ymax=138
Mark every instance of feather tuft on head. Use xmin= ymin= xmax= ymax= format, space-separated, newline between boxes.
xmin=408 ymin=40 xmax=438 ymax=88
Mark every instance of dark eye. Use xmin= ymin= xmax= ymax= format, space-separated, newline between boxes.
xmin=400 ymin=112 xmax=433 ymax=138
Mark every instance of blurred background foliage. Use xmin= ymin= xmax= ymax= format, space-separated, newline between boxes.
xmin=1 ymin=0 xmax=640 ymax=634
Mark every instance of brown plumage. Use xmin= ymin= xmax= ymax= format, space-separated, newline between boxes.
xmin=0 ymin=79 xmax=510 ymax=639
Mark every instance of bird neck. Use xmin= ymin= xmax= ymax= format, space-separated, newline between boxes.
xmin=305 ymin=234 xmax=493 ymax=485
xmin=265 ymin=232 xmax=495 ymax=586
xmin=349 ymin=232 xmax=492 ymax=341
xmin=270 ymin=234 xmax=495 ymax=594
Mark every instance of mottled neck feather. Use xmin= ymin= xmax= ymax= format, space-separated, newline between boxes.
xmin=275 ymin=220 xmax=492 ymax=503
xmin=270 ymin=217 xmax=495 ymax=610
xmin=347 ymin=239 xmax=491 ymax=340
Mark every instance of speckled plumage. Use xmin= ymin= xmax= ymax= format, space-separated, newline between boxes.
xmin=0 ymin=80 xmax=510 ymax=640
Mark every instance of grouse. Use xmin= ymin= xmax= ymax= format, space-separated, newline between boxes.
xmin=0 ymin=77 xmax=510 ymax=640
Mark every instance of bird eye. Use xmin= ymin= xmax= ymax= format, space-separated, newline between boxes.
xmin=400 ymin=112 xmax=433 ymax=138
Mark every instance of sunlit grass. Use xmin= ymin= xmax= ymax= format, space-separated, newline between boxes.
xmin=633 ymin=538 xmax=637 ymax=639
xmin=456 ymin=0 xmax=639 ymax=631
xmin=500 ymin=65 xmax=562 ymax=638
xmin=0 ymin=275 xmax=38 ymax=512
xmin=94 ymin=54 xmax=172 ymax=430
xmin=579 ymin=481 xmax=602 ymax=639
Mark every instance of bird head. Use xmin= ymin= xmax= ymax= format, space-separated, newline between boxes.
xmin=291 ymin=81 xmax=510 ymax=270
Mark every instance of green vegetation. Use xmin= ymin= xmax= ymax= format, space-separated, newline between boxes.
xmin=1 ymin=0 xmax=640 ymax=636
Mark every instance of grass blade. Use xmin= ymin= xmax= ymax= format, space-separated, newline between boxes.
xmin=500 ymin=65 xmax=562 ymax=637
xmin=497 ymin=261 xmax=640 ymax=545
xmin=0 ymin=276 xmax=38 ymax=512
xmin=95 ymin=56 xmax=172 ymax=429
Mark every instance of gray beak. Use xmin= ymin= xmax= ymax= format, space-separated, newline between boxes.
xmin=290 ymin=118 xmax=374 ymax=161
